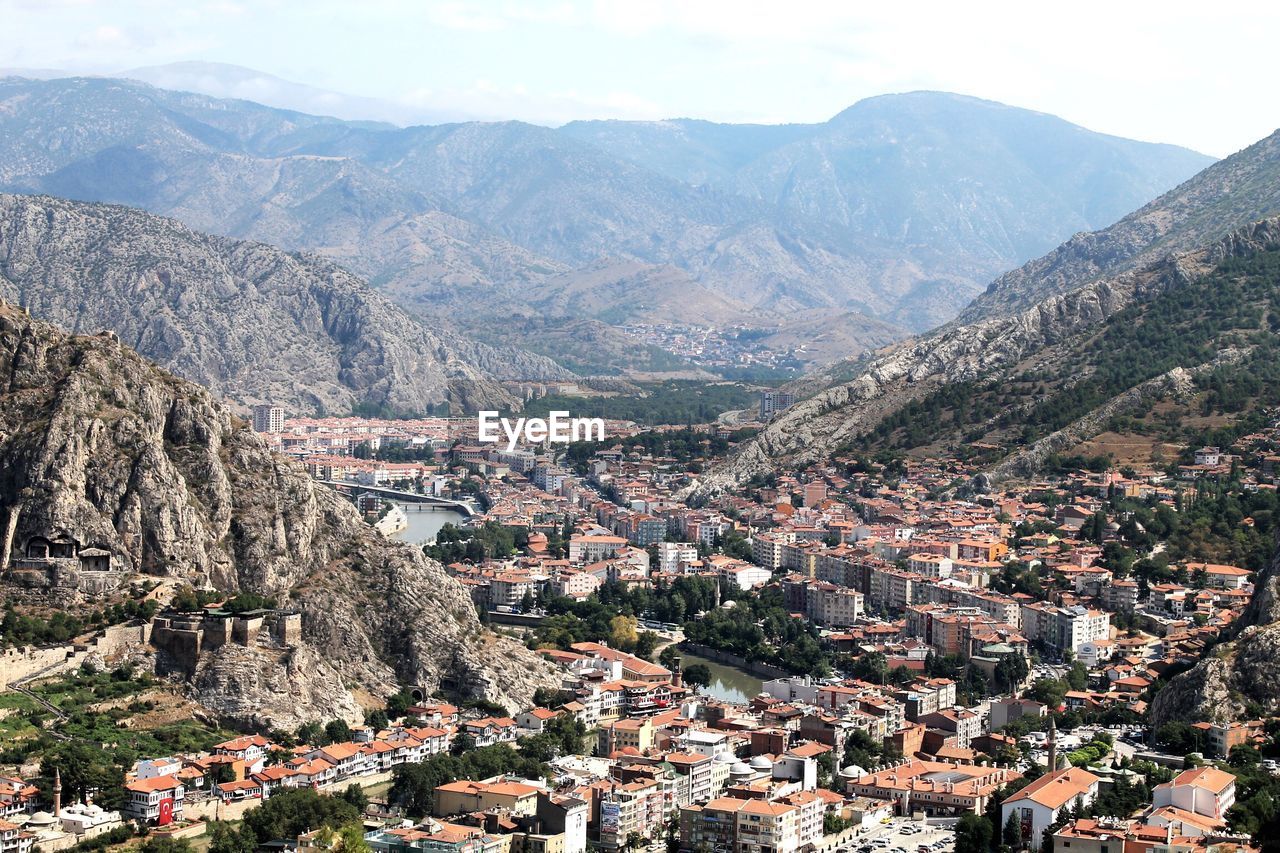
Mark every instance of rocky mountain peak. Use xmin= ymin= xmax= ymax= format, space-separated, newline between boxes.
xmin=0 ymin=301 xmax=557 ymax=728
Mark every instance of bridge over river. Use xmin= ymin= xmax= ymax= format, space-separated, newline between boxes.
xmin=316 ymin=481 xmax=476 ymax=517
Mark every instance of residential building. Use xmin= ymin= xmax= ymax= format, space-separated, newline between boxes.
xmin=805 ymin=583 xmax=865 ymax=628
xmin=657 ymin=542 xmax=699 ymax=574
xmin=123 ymin=776 xmax=185 ymax=825
xmin=434 ymin=780 xmax=541 ymax=818
xmin=679 ymin=792 xmax=824 ymax=853
xmin=1001 ymin=767 xmax=1101 ymax=850
xmin=1151 ymin=767 xmax=1236 ymax=825
xmin=1019 ymin=603 xmax=1110 ymax=656
xmin=569 ymin=535 xmax=628 ymax=564
xmin=0 ymin=820 xmax=32 ymax=853
xmin=252 ymin=404 xmax=285 ymax=434
xmin=845 ymin=760 xmax=1019 ymax=816
xmin=759 ymin=390 xmax=795 ymax=421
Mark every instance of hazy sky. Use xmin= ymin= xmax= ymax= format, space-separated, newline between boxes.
xmin=3 ymin=0 xmax=1277 ymax=157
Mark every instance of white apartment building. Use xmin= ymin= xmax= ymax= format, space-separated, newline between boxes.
xmin=908 ymin=553 xmax=954 ymax=578
xmin=657 ymin=541 xmax=699 ymax=574
xmin=720 ymin=562 xmax=772 ymax=590
xmin=751 ymin=532 xmax=793 ymax=572
xmin=1019 ymin=603 xmax=1110 ymax=655
xmin=568 ymin=534 xmax=628 ymax=564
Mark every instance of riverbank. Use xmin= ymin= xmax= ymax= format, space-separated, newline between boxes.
xmin=679 ymin=642 xmax=791 ymax=681
xmin=388 ymin=503 xmax=465 ymax=544
xmin=677 ymin=648 xmax=768 ymax=703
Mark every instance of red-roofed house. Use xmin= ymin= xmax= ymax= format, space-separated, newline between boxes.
xmin=1001 ymin=767 xmax=1100 ymax=850
xmin=123 ymin=776 xmax=185 ymax=825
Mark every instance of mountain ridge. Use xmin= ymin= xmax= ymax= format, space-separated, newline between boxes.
xmin=0 ymin=193 xmax=569 ymax=414
xmin=699 ymin=123 xmax=1280 ymax=489
xmin=700 ymin=214 xmax=1280 ymax=491
xmin=957 ymin=126 xmax=1280 ymax=323
xmin=0 ymin=75 xmax=1214 ymax=339
xmin=0 ymin=298 xmax=557 ymax=728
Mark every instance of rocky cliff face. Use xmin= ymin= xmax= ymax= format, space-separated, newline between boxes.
xmin=1151 ymin=505 xmax=1280 ymax=728
xmin=0 ymin=303 xmax=557 ymax=728
xmin=702 ymin=218 xmax=1280 ymax=491
xmin=1150 ymin=602 xmax=1280 ymax=730
xmin=0 ymin=194 xmax=570 ymax=415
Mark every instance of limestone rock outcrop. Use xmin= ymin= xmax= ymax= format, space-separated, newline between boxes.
xmin=0 ymin=193 xmax=571 ymax=415
xmin=1152 ymin=531 xmax=1280 ymax=729
xmin=0 ymin=301 xmax=558 ymax=727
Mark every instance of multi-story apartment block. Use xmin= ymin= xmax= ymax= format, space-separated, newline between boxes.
xmin=751 ymin=532 xmax=793 ymax=573
xmin=759 ymin=390 xmax=796 ymax=421
xmin=251 ymin=404 xmax=285 ymax=434
xmin=907 ymin=553 xmax=953 ymax=578
xmin=489 ymin=572 xmax=537 ymax=609
xmin=548 ymin=567 xmax=603 ymax=600
xmin=663 ymin=752 xmax=727 ymax=807
xmin=656 ymin=542 xmax=699 ymax=574
xmin=1019 ymin=603 xmax=1110 ymax=656
xmin=568 ymin=535 xmax=628 ymax=564
xmin=627 ymin=515 xmax=668 ymax=547
xmin=596 ymin=778 xmax=666 ymax=852
xmin=1104 ymin=579 xmax=1139 ymax=613
xmin=893 ymin=678 xmax=958 ymax=722
xmin=679 ymin=792 xmax=823 ymax=853
xmin=815 ymin=548 xmax=872 ymax=589
xmin=805 ymin=582 xmax=865 ymax=628
xmin=800 ymin=481 xmax=828 ymax=508
xmin=780 ymin=540 xmax=824 ymax=576
xmin=533 ymin=466 xmax=570 ymax=493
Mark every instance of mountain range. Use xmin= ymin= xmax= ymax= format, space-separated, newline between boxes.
xmin=702 ymin=125 xmax=1280 ymax=489
xmin=0 ymin=194 xmax=568 ymax=414
xmin=4 ymin=65 xmax=1280 ymax=731
xmin=0 ymin=74 xmax=1213 ymax=377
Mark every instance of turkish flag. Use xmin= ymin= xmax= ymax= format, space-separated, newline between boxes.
xmin=157 ymin=798 xmax=174 ymax=826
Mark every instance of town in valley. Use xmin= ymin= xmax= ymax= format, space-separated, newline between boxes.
xmin=2 ymin=6 xmax=1279 ymax=853
xmin=3 ymin=386 xmax=1272 ymax=853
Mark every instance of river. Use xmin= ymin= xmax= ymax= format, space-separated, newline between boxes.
xmin=387 ymin=503 xmax=466 ymax=545
xmin=679 ymin=651 xmax=764 ymax=703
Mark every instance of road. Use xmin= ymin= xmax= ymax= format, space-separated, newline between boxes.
xmin=9 ymin=661 xmax=71 ymax=741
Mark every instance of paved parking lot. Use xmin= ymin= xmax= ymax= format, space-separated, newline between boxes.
xmin=839 ymin=816 xmax=957 ymax=853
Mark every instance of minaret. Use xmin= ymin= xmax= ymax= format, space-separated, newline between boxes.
xmin=53 ymin=767 xmax=62 ymax=817
xmin=1046 ymin=717 xmax=1057 ymax=774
